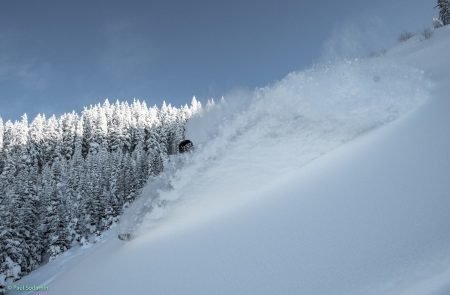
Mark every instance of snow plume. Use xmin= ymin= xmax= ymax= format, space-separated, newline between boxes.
xmin=131 ymin=56 xmax=430 ymax=239
xmin=321 ymin=19 xmax=389 ymax=61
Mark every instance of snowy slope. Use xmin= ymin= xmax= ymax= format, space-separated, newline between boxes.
xmin=12 ymin=27 xmax=450 ymax=295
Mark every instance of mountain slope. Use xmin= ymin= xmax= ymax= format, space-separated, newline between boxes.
xmin=12 ymin=27 xmax=450 ymax=295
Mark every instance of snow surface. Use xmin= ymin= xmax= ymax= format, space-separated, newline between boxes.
xmin=11 ymin=26 xmax=450 ymax=295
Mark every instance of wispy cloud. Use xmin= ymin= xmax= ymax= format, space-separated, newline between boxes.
xmin=0 ymin=29 xmax=51 ymax=90
xmin=99 ymin=20 xmax=158 ymax=79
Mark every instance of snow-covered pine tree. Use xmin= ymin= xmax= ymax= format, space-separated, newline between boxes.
xmin=17 ymin=114 xmax=29 ymax=147
xmin=60 ymin=112 xmax=78 ymax=161
xmin=0 ymin=216 xmax=22 ymax=286
xmin=81 ymin=152 xmax=102 ymax=235
xmin=132 ymin=142 xmax=149 ymax=189
xmin=0 ymin=152 xmax=23 ymax=283
xmin=120 ymin=101 xmax=133 ymax=153
xmin=102 ymin=99 xmax=113 ymax=126
xmin=42 ymin=115 xmax=60 ymax=164
xmin=0 ymin=117 xmax=4 ymax=174
xmin=12 ymin=162 xmax=42 ymax=273
xmin=66 ymin=131 xmax=84 ymax=243
xmin=0 ymin=121 xmax=17 ymax=201
xmin=93 ymin=106 xmax=109 ymax=154
xmin=108 ymin=150 xmax=124 ymax=217
xmin=131 ymin=99 xmax=147 ymax=154
xmin=122 ymin=152 xmax=137 ymax=204
xmin=190 ymin=96 xmax=202 ymax=114
xmin=145 ymin=130 xmax=164 ymax=176
xmin=73 ymin=158 xmax=90 ymax=243
xmin=96 ymin=147 xmax=113 ymax=231
xmin=206 ymin=98 xmax=216 ymax=110
xmin=0 ymin=240 xmax=7 ymax=294
xmin=108 ymin=102 xmax=125 ymax=153
xmin=1 ymin=121 xmax=14 ymax=154
xmin=158 ymin=101 xmax=183 ymax=155
xmin=39 ymin=159 xmax=69 ymax=261
xmin=437 ymin=0 xmax=450 ymax=25
xmin=28 ymin=114 xmax=46 ymax=172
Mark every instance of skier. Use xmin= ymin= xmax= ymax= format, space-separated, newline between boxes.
xmin=178 ymin=139 xmax=194 ymax=153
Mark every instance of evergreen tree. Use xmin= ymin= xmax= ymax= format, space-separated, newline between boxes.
xmin=132 ymin=142 xmax=149 ymax=188
xmin=108 ymin=150 xmax=123 ymax=216
xmin=42 ymin=115 xmax=60 ymax=164
xmin=41 ymin=160 xmax=70 ymax=260
xmin=437 ymin=0 xmax=450 ymax=25
xmin=66 ymin=137 xmax=84 ymax=243
xmin=190 ymin=96 xmax=202 ymax=114
xmin=29 ymin=114 xmax=46 ymax=171
xmin=120 ymin=101 xmax=133 ymax=153
xmin=0 ymin=117 xmax=4 ymax=174
xmin=108 ymin=102 xmax=125 ymax=153
xmin=60 ymin=112 xmax=78 ymax=160
xmin=0 ymin=155 xmax=24 ymax=282
xmin=12 ymin=163 xmax=42 ymax=272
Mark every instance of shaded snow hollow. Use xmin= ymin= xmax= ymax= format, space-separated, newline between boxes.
xmin=13 ymin=27 xmax=450 ymax=295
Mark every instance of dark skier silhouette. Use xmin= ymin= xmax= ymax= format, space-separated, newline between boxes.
xmin=178 ymin=139 xmax=194 ymax=153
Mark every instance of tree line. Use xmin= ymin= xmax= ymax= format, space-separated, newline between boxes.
xmin=0 ymin=97 xmax=207 ymax=291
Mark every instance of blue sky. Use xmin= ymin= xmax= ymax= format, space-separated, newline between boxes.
xmin=0 ymin=0 xmax=435 ymax=121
